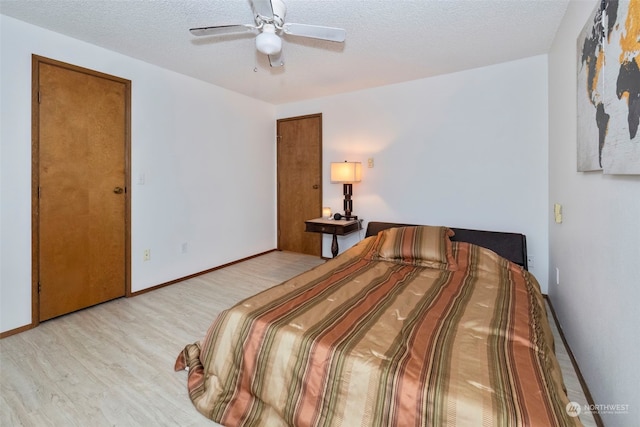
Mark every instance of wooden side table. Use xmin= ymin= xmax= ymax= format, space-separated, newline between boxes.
xmin=304 ymin=218 xmax=361 ymax=258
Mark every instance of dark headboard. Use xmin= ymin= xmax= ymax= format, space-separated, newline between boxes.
xmin=365 ymin=221 xmax=528 ymax=270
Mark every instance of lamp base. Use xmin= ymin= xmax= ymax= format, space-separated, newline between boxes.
xmin=342 ymin=183 xmax=353 ymax=218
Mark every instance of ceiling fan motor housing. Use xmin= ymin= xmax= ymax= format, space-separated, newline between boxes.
xmin=265 ymin=0 xmax=286 ymax=27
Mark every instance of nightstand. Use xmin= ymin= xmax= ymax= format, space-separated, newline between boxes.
xmin=305 ymin=218 xmax=361 ymax=258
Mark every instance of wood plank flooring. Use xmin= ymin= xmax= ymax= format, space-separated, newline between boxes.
xmin=1 ymin=251 xmax=596 ymax=426
xmin=546 ymin=304 xmax=598 ymax=427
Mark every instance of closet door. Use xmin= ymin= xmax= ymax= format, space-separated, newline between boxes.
xmin=277 ymin=114 xmax=322 ymax=256
xmin=33 ymin=55 xmax=131 ymax=321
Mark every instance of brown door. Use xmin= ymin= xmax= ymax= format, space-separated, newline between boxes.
xmin=33 ymin=56 xmax=131 ymax=322
xmin=277 ymin=114 xmax=322 ymax=256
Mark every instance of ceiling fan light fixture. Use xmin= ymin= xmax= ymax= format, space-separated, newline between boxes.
xmin=256 ymin=24 xmax=282 ymax=55
xmin=189 ymin=0 xmax=346 ymax=66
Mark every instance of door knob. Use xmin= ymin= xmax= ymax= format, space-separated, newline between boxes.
xmin=113 ymin=187 xmax=124 ymax=194
xmin=312 ymin=184 xmax=319 ymax=189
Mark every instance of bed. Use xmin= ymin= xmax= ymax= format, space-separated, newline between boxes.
xmin=175 ymin=222 xmax=581 ymax=426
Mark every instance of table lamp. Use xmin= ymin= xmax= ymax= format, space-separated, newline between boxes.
xmin=330 ymin=161 xmax=361 ymax=219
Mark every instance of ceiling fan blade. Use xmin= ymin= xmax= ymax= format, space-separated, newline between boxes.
xmin=269 ymin=50 xmax=285 ymax=68
xmin=251 ymin=0 xmax=274 ymax=20
xmin=282 ymin=23 xmax=346 ymax=42
xmin=189 ymin=24 xmax=254 ymax=37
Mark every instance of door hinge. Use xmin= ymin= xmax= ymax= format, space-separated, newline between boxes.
xmin=38 ymin=187 xmax=41 ymax=198
xmin=38 ymin=282 xmax=41 ymax=293
xmin=37 ymin=91 xmax=41 ymax=104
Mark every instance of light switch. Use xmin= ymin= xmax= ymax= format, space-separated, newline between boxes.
xmin=367 ymin=158 xmax=374 ymax=168
xmin=554 ymin=203 xmax=563 ymax=223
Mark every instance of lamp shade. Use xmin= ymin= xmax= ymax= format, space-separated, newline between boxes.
xmin=330 ymin=161 xmax=362 ymax=183
xmin=255 ymin=24 xmax=282 ymax=55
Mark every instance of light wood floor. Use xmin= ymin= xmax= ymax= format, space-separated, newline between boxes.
xmin=545 ymin=305 xmax=598 ymax=427
xmin=1 ymin=251 xmax=596 ymax=426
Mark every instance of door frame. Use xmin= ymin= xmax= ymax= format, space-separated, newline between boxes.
xmin=31 ymin=55 xmax=132 ymax=327
xmin=276 ymin=113 xmax=323 ymax=255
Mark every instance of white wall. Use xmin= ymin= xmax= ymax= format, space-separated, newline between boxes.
xmin=277 ymin=56 xmax=550 ymax=291
xmin=548 ymin=1 xmax=640 ymax=424
xmin=0 ymin=15 xmax=277 ymax=333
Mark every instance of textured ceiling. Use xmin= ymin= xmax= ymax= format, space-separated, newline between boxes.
xmin=0 ymin=0 xmax=570 ymax=104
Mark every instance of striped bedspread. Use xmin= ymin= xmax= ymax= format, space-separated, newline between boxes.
xmin=176 ymin=237 xmax=582 ymax=426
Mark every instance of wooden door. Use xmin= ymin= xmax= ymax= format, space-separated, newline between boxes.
xmin=277 ymin=114 xmax=322 ymax=256
xmin=33 ymin=56 xmax=131 ymax=322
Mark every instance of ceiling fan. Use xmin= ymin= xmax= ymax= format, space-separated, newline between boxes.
xmin=189 ymin=0 xmax=346 ymax=68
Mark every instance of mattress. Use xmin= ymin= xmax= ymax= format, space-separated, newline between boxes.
xmin=176 ymin=231 xmax=581 ymax=426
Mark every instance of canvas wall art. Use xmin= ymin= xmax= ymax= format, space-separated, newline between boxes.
xmin=577 ymin=0 xmax=639 ymax=175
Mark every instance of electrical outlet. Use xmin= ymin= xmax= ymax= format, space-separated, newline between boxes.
xmin=527 ymin=255 xmax=534 ymax=269
xmin=143 ymin=249 xmax=150 ymax=261
xmin=367 ymin=158 xmax=374 ymax=168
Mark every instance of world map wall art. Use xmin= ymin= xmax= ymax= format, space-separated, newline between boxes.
xmin=577 ymin=0 xmax=640 ymax=174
